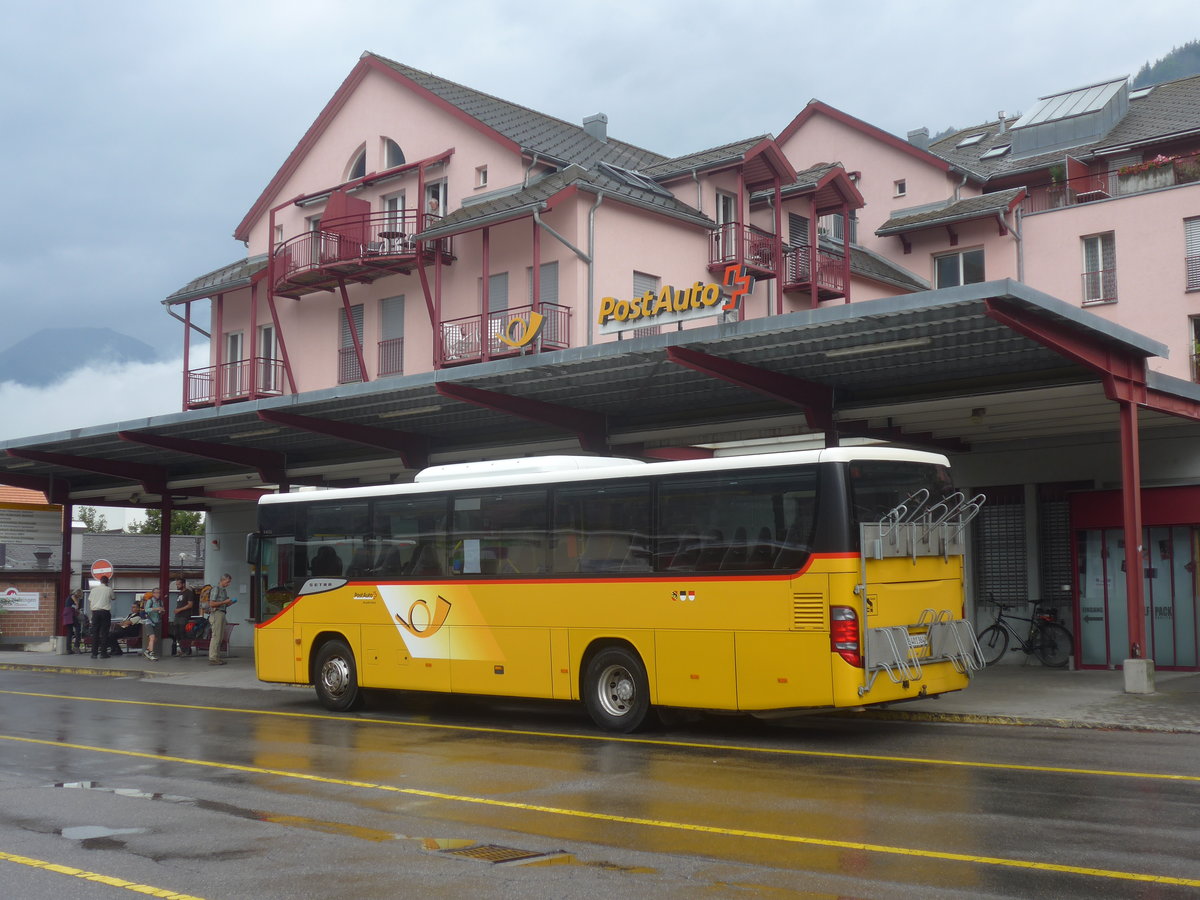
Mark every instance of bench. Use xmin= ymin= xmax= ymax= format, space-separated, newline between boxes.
xmin=188 ymin=622 xmax=237 ymax=654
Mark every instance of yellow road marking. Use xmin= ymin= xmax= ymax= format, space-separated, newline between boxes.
xmin=0 ymin=849 xmax=204 ymax=898
xmin=1 ymin=688 xmax=1197 ymax=784
xmin=1 ymin=733 xmax=1197 ymax=889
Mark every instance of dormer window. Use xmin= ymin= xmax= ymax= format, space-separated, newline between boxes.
xmin=384 ymin=138 xmax=405 ymax=169
xmin=348 ymin=147 xmax=367 ymax=181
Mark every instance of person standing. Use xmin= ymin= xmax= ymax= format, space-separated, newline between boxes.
xmin=60 ymin=590 xmax=81 ymax=654
xmin=87 ymin=576 xmax=114 ymax=660
xmin=208 ymin=573 xmax=233 ymax=666
xmin=171 ymin=578 xmax=197 ymax=656
xmin=142 ymin=586 xmax=163 ymax=661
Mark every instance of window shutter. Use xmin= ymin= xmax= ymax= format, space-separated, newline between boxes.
xmin=788 ymin=214 xmax=809 ymax=248
xmin=1186 ymin=218 xmax=1200 ymax=290
xmin=528 ymin=261 xmax=559 ymax=304
xmin=381 ymin=296 xmax=404 ymax=340
xmin=488 ymin=273 xmax=509 ymax=313
xmin=340 ymin=304 xmax=364 ymax=348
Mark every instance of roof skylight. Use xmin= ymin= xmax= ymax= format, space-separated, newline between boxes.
xmin=980 ymin=144 xmax=1011 ymax=160
xmin=957 ymin=133 xmax=986 ymax=148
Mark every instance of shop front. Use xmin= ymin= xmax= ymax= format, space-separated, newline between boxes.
xmin=1072 ymin=486 xmax=1200 ymax=670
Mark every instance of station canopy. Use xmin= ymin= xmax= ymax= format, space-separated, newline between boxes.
xmin=3 ymin=281 xmax=1198 ymax=511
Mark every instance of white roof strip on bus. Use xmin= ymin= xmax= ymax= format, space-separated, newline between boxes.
xmin=259 ymin=447 xmax=951 ymax=506
xmin=414 ymin=455 xmax=645 ymax=483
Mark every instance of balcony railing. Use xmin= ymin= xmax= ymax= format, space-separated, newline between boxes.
xmin=1082 ymin=267 xmax=1118 ymax=304
xmin=338 ymin=347 xmax=365 ymax=384
xmin=186 ymin=357 xmax=283 ymax=408
xmin=440 ymin=302 xmax=570 ymax=365
xmin=378 ymin=337 xmax=404 ymax=376
xmin=1025 ymin=152 xmax=1200 ymax=214
xmin=709 ymin=222 xmax=777 ymax=274
xmin=783 ymin=245 xmax=846 ymax=297
xmin=272 ymin=211 xmax=452 ymax=296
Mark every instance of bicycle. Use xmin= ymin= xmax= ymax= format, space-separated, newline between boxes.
xmin=976 ymin=599 xmax=1073 ymax=668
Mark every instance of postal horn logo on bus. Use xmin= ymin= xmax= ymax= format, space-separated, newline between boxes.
xmin=597 ymin=265 xmax=752 ymax=325
xmin=394 ymin=595 xmax=453 ymax=638
xmin=495 ymin=311 xmax=546 ymax=349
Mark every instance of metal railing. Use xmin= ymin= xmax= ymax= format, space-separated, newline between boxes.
xmin=186 ymin=357 xmax=283 ymax=407
xmin=1081 ymin=267 xmax=1117 ymax=304
xmin=338 ymin=347 xmax=365 ymax=384
xmin=271 ymin=211 xmax=450 ymax=290
xmin=439 ymin=302 xmax=570 ymax=365
xmin=378 ymin=337 xmax=404 ymax=376
xmin=1024 ymin=152 xmax=1200 ymax=214
xmin=709 ymin=222 xmax=777 ymax=269
xmin=784 ymin=245 xmax=846 ymax=295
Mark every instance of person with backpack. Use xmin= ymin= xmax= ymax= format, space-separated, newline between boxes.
xmin=142 ymin=586 xmax=164 ymax=661
xmin=171 ymin=578 xmax=197 ymax=656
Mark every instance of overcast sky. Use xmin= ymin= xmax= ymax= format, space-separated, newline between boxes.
xmin=0 ymin=0 xmax=1192 ymax=443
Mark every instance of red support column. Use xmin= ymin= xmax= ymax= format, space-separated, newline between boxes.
xmin=58 ymin=500 xmax=73 ymax=644
xmin=1119 ymin=398 xmax=1147 ymax=658
xmin=249 ymin=281 xmax=259 ymax=400
xmin=336 ymin=279 xmax=369 ymax=383
xmin=481 ymin=226 xmax=491 ymax=362
xmin=213 ymin=293 xmax=224 ymax=408
xmin=182 ymin=301 xmax=192 ymax=410
xmin=158 ymin=496 xmax=172 ymax=602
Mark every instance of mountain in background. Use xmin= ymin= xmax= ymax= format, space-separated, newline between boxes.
xmin=1134 ymin=40 xmax=1200 ymax=87
xmin=0 ymin=327 xmax=161 ymax=387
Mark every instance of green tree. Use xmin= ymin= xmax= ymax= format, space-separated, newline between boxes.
xmin=78 ymin=506 xmax=109 ymax=533
xmin=126 ymin=509 xmax=205 ymax=535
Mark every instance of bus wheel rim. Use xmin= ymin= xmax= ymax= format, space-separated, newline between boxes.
xmin=321 ymin=657 xmax=351 ymax=697
xmin=597 ymin=663 xmax=635 ymax=717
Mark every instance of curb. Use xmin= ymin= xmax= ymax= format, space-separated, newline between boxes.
xmin=0 ymin=662 xmax=147 ymax=678
xmin=848 ymin=707 xmax=1200 ymax=734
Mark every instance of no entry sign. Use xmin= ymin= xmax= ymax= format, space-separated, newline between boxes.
xmin=90 ymin=559 xmax=114 ymax=579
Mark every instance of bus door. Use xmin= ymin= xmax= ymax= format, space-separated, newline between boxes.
xmin=253 ymin=535 xmax=305 ymax=683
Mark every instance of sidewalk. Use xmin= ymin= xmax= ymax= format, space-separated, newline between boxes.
xmin=1 ymin=648 xmax=1199 ymax=732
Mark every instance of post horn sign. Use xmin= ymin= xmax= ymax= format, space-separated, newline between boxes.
xmin=90 ymin=559 xmax=114 ymax=580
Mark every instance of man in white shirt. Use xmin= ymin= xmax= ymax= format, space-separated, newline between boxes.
xmin=87 ymin=576 xmax=115 ymax=659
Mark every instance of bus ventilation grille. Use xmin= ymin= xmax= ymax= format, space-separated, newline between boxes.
xmin=792 ymin=593 xmax=827 ymax=631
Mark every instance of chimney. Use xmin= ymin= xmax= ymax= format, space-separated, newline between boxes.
xmin=997 ymin=111 xmax=1007 ymax=134
xmin=583 ymin=113 xmax=608 ymax=143
xmin=907 ymin=127 xmax=929 ymax=150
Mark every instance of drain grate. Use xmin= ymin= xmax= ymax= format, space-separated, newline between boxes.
xmin=438 ymin=843 xmax=562 ymax=865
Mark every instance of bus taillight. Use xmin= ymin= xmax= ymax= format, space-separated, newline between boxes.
xmin=830 ymin=606 xmax=862 ymax=667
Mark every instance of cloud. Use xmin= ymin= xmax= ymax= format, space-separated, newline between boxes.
xmin=0 ymin=358 xmax=195 ymax=443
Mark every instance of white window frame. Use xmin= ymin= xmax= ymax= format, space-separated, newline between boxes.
xmin=893 ymin=179 xmax=907 ymax=197
xmin=475 ymin=166 xmax=488 ymax=189
xmin=933 ymin=248 xmax=985 ymax=288
xmin=1081 ymin=232 xmax=1117 ymax=304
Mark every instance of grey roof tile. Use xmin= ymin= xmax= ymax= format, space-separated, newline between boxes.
xmin=641 ymin=136 xmax=775 ymax=179
xmin=876 ymin=188 xmax=1025 ymax=235
xmin=369 ymin=54 xmax=667 ymax=171
xmin=165 ymin=255 xmax=268 ymax=305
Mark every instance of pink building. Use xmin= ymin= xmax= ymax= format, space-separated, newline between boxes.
xmin=157 ymin=56 xmax=1200 ymax=672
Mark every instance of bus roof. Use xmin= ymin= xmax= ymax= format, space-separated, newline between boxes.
xmin=259 ymin=447 xmax=950 ymax=507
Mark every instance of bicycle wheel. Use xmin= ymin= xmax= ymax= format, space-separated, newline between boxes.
xmin=1033 ymin=623 xmax=1073 ymax=668
xmin=976 ymin=624 xmax=1008 ymax=666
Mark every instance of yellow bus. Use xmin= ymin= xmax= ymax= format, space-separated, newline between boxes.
xmin=250 ymin=448 xmax=985 ymax=731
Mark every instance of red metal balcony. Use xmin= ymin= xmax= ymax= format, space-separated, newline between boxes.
xmin=708 ymin=223 xmax=778 ymax=279
xmin=440 ymin=303 xmax=570 ymax=366
xmin=187 ymin=357 xmax=283 ymax=409
xmin=271 ymin=211 xmax=453 ymax=298
xmin=782 ymin=245 xmax=847 ymax=301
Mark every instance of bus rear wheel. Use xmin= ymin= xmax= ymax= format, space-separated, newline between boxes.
xmin=314 ymin=639 xmax=363 ymax=711
xmin=584 ymin=646 xmax=653 ymax=733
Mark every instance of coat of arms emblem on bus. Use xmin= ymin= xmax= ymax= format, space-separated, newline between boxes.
xmin=394 ymin=594 xmax=453 ymax=638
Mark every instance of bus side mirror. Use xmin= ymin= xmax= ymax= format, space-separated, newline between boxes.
xmin=246 ymin=533 xmax=261 ymax=565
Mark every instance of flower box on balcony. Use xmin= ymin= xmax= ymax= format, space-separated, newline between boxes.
xmin=1117 ymin=167 xmax=1176 ymax=195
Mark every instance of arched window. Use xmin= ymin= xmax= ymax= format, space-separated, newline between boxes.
xmin=383 ymin=137 xmax=405 ymax=169
xmin=347 ymin=146 xmax=367 ymax=182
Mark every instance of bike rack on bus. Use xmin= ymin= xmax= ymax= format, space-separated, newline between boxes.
xmin=856 ymin=491 xmax=987 ymax=695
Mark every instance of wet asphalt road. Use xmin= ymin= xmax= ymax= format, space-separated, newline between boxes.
xmin=0 ymin=668 xmax=1198 ymax=899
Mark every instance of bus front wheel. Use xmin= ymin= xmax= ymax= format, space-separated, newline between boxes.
xmin=584 ymin=646 xmax=653 ymax=733
xmin=314 ymin=639 xmax=363 ymax=712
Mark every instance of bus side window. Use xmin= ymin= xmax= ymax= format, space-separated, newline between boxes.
xmin=408 ymin=542 xmax=445 ymax=576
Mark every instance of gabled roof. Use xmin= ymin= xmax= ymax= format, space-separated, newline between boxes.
xmin=876 ymin=188 xmax=1026 ymax=237
xmin=163 ymin=254 xmax=268 ymax=306
xmin=845 ymin=242 xmax=929 ymax=292
xmin=928 ymin=73 xmax=1200 ymax=180
xmin=777 ymin=100 xmax=958 ymax=175
xmin=234 ymin=52 xmax=666 ymax=242
xmin=641 ymin=135 xmax=795 ymax=187
xmin=418 ymin=164 xmax=713 ymax=240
